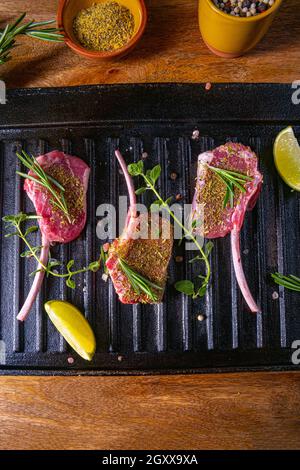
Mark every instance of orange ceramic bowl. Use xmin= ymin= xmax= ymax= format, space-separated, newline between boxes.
xmin=57 ymin=0 xmax=147 ymax=59
xmin=199 ymin=0 xmax=283 ymax=58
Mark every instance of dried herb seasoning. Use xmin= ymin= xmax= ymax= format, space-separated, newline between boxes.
xmin=73 ymin=1 xmax=135 ymax=52
xmin=46 ymin=163 xmax=84 ymax=223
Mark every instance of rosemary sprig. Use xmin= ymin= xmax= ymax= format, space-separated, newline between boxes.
xmin=127 ymin=160 xmax=212 ymax=299
xmin=118 ymin=258 xmax=163 ymax=302
xmin=272 ymin=273 xmax=300 ymax=292
xmin=0 ymin=13 xmax=64 ymax=65
xmin=16 ymin=150 xmax=71 ymax=223
xmin=3 ymin=213 xmax=100 ymax=289
xmin=207 ymin=165 xmax=253 ymax=208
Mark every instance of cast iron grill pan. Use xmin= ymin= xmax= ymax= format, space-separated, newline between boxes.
xmin=0 ymin=84 xmax=299 ymax=375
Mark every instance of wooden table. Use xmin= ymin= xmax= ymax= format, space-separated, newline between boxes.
xmin=0 ymin=0 xmax=300 ymax=451
xmin=1 ymin=0 xmax=300 ymax=87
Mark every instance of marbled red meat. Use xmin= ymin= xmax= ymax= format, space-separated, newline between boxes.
xmin=106 ymin=151 xmax=173 ymax=304
xmin=18 ymin=150 xmax=90 ymax=321
xmin=192 ymin=142 xmax=263 ymax=313
xmin=106 ymin=213 xmax=173 ymax=304
xmin=24 ymin=150 xmax=89 ymax=243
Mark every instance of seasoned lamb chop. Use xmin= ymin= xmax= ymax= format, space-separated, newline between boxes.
xmin=17 ymin=150 xmax=90 ymax=321
xmin=192 ymin=142 xmax=263 ymax=313
xmin=105 ymin=151 xmax=173 ymax=304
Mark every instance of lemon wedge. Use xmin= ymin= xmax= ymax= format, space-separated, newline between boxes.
xmin=274 ymin=126 xmax=300 ymax=191
xmin=45 ymin=300 xmax=96 ymax=361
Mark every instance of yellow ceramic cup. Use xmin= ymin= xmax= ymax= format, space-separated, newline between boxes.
xmin=199 ymin=0 xmax=283 ymax=58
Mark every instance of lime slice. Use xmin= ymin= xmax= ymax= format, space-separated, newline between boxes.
xmin=274 ymin=126 xmax=300 ymax=191
xmin=45 ymin=300 xmax=96 ymax=361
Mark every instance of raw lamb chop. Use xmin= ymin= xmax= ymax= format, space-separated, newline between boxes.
xmin=191 ymin=142 xmax=263 ymax=313
xmin=17 ymin=150 xmax=90 ymax=321
xmin=105 ymin=151 xmax=173 ymax=304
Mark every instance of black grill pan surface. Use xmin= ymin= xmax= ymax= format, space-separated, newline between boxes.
xmin=0 ymin=83 xmax=299 ymax=375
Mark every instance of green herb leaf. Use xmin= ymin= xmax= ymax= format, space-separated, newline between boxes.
xmin=164 ymin=196 xmax=173 ymax=206
xmin=191 ymin=218 xmax=203 ymax=231
xmin=100 ymin=246 xmax=109 ymax=274
xmin=174 ymin=280 xmax=195 ymax=296
xmin=150 ymin=165 xmax=161 ymax=184
xmin=67 ymin=260 xmax=75 ymax=271
xmin=128 ymin=160 xmax=144 ymax=176
xmin=47 ymin=260 xmax=62 ymax=269
xmin=66 ymin=278 xmax=76 ymax=289
xmin=188 ymin=255 xmax=201 ymax=264
xmin=135 ymin=187 xmax=147 ymax=195
xmin=20 ymin=245 xmax=42 ymax=258
xmin=205 ymin=241 xmax=214 ymax=257
xmin=272 ymin=273 xmax=300 ymax=292
xmin=3 ymin=213 xmax=27 ymax=224
xmin=24 ymin=225 xmax=38 ymax=236
xmin=197 ymin=281 xmax=209 ymax=297
xmin=20 ymin=249 xmax=33 ymax=258
xmin=89 ymin=261 xmax=101 ymax=272
xmin=5 ymin=232 xmax=19 ymax=238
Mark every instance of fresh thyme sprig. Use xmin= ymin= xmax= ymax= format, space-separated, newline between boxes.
xmin=0 ymin=13 xmax=64 ymax=65
xmin=272 ymin=273 xmax=300 ymax=292
xmin=16 ymin=150 xmax=71 ymax=223
xmin=118 ymin=258 xmax=162 ymax=302
xmin=207 ymin=165 xmax=253 ymax=208
xmin=3 ymin=213 xmax=100 ymax=289
xmin=127 ymin=160 xmax=212 ymax=299
xmin=100 ymin=246 xmax=109 ymax=275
